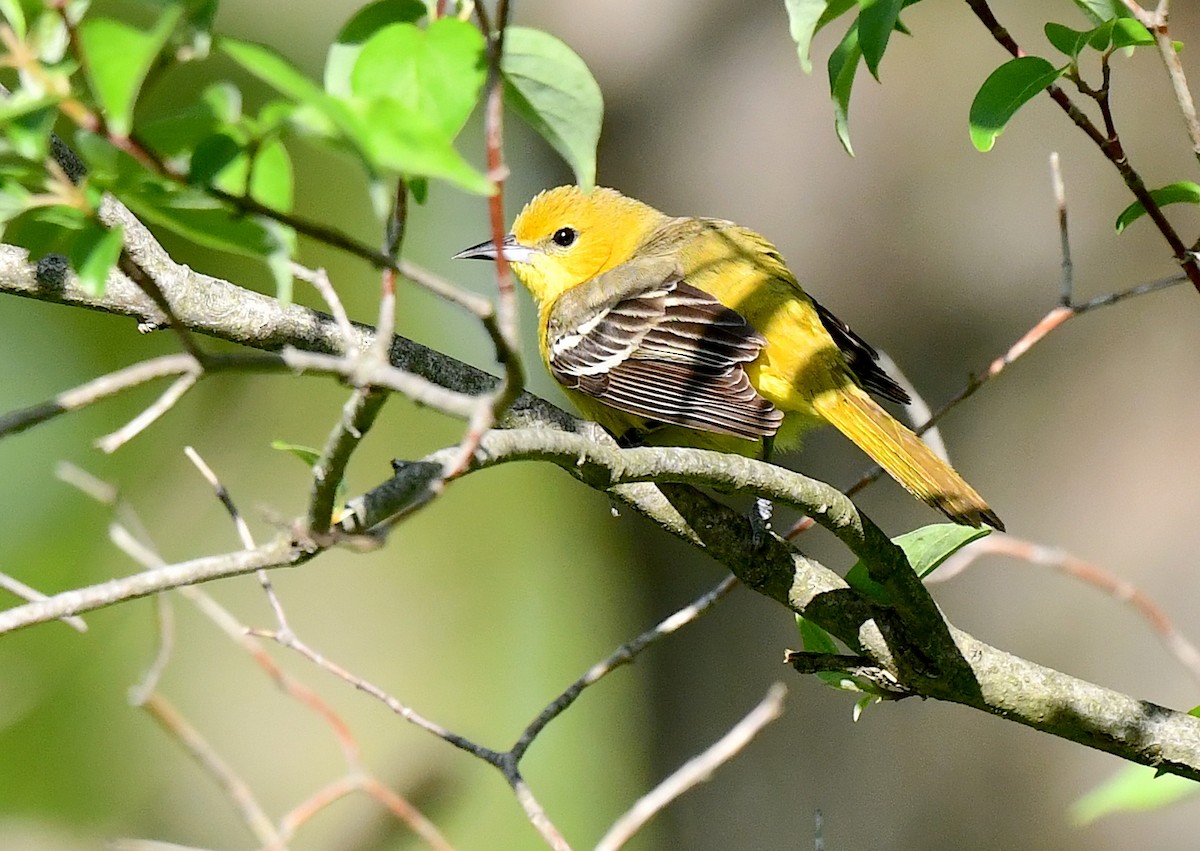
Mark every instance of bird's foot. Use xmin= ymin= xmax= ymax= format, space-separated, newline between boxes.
xmin=750 ymin=497 xmax=774 ymax=549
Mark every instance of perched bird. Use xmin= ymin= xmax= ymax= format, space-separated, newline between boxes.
xmin=455 ymin=186 xmax=1002 ymax=530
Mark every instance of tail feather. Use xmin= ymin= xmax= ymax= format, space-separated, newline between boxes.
xmin=813 ymin=388 xmax=1004 ymax=530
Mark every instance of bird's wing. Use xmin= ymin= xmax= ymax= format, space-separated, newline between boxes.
xmin=547 ymin=259 xmax=782 ymax=440
xmin=811 ymin=297 xmax=911 ymax=405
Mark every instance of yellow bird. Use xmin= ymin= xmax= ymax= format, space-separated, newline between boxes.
xmin=456 ymin=186 xmax=1002 ymax=530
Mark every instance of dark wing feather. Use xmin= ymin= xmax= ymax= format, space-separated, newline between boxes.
xmin=548 ymin=265 xmax=782 ymax=440
xmin=811 ymin=297 xmax=911 ymax=404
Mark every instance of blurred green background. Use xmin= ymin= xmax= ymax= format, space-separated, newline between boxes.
xmin=3 ymin=1 xmax=1200 ymax=848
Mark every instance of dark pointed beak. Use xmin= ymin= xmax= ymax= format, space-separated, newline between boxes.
xmin=453 ymin=233 xmax=516 ymax=261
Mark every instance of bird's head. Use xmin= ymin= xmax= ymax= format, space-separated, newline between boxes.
xmin=454 ymin=186 xmax=667 ymax=306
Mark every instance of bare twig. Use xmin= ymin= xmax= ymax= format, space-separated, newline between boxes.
xmin=141 ymin=691 xmax=283 ymax=848
xmin=127 ymin=589 xmax=175 ymax=706
xmin=1120 ymin=0 xmax=1200 ymax=165
xmin=96 ymin=370 xmax=199 ymax=453
xmin=511 ymin=575 xmax=738 ymax=761
xmin=1050 ymin=151 xmax=1073 ymax=306
xmin=291 ymin=264 xmax=355 ymax=353
xmin=279 ymin=347 xmax=479 ymax=419
xmin=965 ymin=0 xmax=1200 ymax=293
xmin=595 ymin=683 xmax=787 ymax=851
xmin=932 ymin=533 xmax=1200 ymax=687
xmin=182 ymin=445 xmax=291 ymax=628
xmin=512 ymin=777 xmax=571 ymax=851
xmin=441 ymin=0 xmax=524 ymax=481
xmin=0 ymin=571 xmax=87 ymax=632
xmin=825 ymin=269 xmax=1187 ymax=519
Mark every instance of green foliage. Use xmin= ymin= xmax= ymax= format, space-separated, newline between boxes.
xmin=785 ymin=0 xmax=917 ymax=154
xmin=501 ymin=26 xmax=603 ymax=193
xmin=844 ymin=523 xmax=989 ymax=605
xmin=1115 ymin=182 xmax=1200 ymax=233
xmin=324 ymin=0 xmax=426 ymax=97
xmin=77 ymin=5 xmax=183 ymax=137
xmin=968 ymin=57 xmax=1064 ymax=152
xmin=0 ymin=2 xmax=605 ymax=299
xmin=798 ymin=523 xmax=987 ymax=716
xmin=272 ymin=439 xmax=347 ymax=522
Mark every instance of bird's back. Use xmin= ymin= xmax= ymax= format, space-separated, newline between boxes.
xmin=639 ymin=217 xmax=855 ymax=446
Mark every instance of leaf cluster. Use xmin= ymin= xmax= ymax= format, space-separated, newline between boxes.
xmin=0 ymin=0 xmax=603 ymax=298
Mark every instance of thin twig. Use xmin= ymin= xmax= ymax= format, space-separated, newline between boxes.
xmin=141 ymin=691 xmax=283 ymax=849
xmin=182 ymin=445 xmax=291 ymax=628
xmin=595 ymin=683 xmax=787 ymax=851
xmin=1121 ymin=0 xmax=1200 ymax=165
xmin=1050 ymin=151 xmax=1073 ymax=306
xmin=965 ymin=0 xmax=1200 ymax=293
xmin=931 ymin=533 xmax=1200 ymax=687
xmin=511 ymin=575 xmax=738 ymax=761
xmin=291 ymin=263 xmax=356 ymax=353
xmin=359 ymin=775 xmax=455 ymax=851
xmin=440 ymin=0 xmax=524 ymax=481
xmin=254 ymin=626 xmax=506 ymax=766
xmin=279 ymin=347 xmax=479 ymax=419
xmin=0 ymin=571 xmax=87 ymax=632
xmin=512 ymin=777 xmax=571 ymax=851
xmin=96 ymin=370 xmax=199 ymax=453
xmin=127 ymin=586 xmax=175 ymax=706
xmin=817 ymin=268 xmax=1188 ymax=527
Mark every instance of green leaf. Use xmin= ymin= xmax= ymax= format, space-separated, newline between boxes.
xmin=827 ymin=20 xmax=861 ymax=156
xmin=222 ymin=34 xmax=490 ymax=194
xmin=1072 ymin=0 xmax=1128 ymax=25
xmin=1072 ymin=765 xmax=1199 ymax=824
xmin=1 ymin=203 xmax=88 ymax=255
xmin=77 ymin=5 xmax=184 ymax=137
xmin=220 ymin=36 xmax=328 ymax=106
xmin=325 ymin=0 xmax=426 ymax=97
xmin=784 ymin=0 xmax=843 ymax=74
xmin=68 ymin=221 xmax=124 ymax=295
xmin=1111 ymin=18 xmax=1155 ymax=49
xmin=845 ymin=523 xmax=990 ymax=605
xmin=1045 ymin=22 xmax=1092 ymax=58
xmin=0 ymin=0 xmax=27 ymax=39
xmin=271 ymin=439 xmax=347 ymax=515
xmin=0 ymin=93 xmax=61 ymax=161
xmin=189 ymin=132 xmax=243 ymax=186
xmin=271 ymin=440 xmax=321 ymax=466
xmin=1115 ymin=181 xmax=1200 ymax=233
xmin=0 ymin=181 xmax=34 ymax=226
xmin=796 ymin=616 xmax=853 ymax=691
xmin=969 ymin=56 xmax=1063 ymax=152
xmin=351 ymin=97 xmax=492 ymax=193
xmin=138 ymin=82 xmax=241 ymax=157
xmin=798 ymin=616 xmax=839 ymax=653
xmin=248 ymin=138 xmax=294 ymax=213
xmin=28 ymin=6 xmax=68 ymax=65
xmin=858 ymin=0 xmax=903 ymax=79
xmin=123 ymin=185 xmax=284 ymax=258
xmin=351 ymin=18 xmax=486 ymax=137
xmin=502 ymin=26 xmax=603 ymax=192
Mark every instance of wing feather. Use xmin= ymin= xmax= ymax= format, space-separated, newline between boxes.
xmin=811 ymin=297 xmax=910 ymax=404
xmin=547 ymin=263 xmax=782 ymax=440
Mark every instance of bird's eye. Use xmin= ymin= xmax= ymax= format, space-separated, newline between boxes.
xmin=551 ymin=227 xmax=578 ymax=248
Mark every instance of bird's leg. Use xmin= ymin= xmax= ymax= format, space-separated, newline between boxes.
xmin=750 ymin=436 xmax=776 ymax=548
xmin=616 ymin=427 xmax=648 ymax=449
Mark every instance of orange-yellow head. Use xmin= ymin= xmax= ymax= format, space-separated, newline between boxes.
xmin=455 ymin=186 xmax=669 ymax=307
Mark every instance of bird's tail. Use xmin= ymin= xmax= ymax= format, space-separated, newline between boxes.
xmin=812 ymin=388 xmax=1004 ymax=530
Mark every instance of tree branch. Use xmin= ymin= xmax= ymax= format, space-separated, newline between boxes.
xmin=4 ymin=209 xmax=1200 ymax=780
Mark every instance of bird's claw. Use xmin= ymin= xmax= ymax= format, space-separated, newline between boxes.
xmin=750 ymin=497 xmax=774 ymax=548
